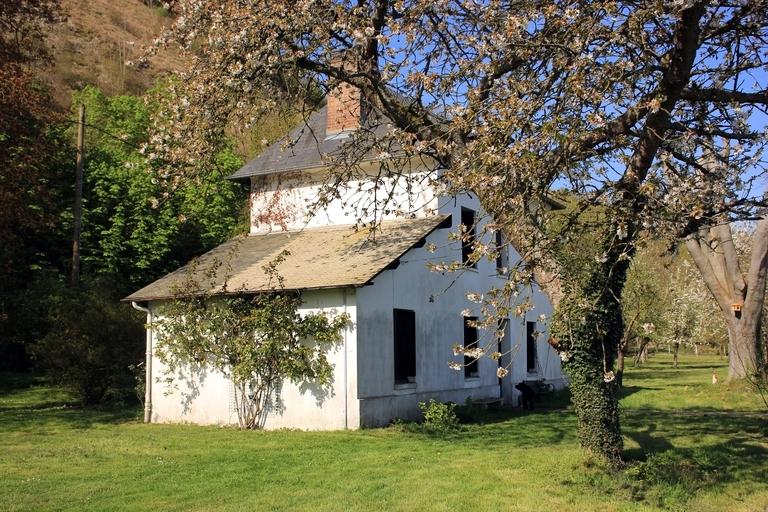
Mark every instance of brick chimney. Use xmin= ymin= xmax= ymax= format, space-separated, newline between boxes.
xmin=326 ymin=82 xmax=361 ymax=135
xmin=326 ymin=54 xmax=362 ymax=136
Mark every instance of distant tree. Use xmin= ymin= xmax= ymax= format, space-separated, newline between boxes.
xmin=146 ymin=1 xmax=768 ymax=463
xmin=0 ymin=0 xmax=66 ymax=368
xmin=71 ymin=85 xmax=248 ymax=288
xmin=618 ymin=246 xmax=671 ymax=383
xmin=663 ymin=259 xmax=726 ymax=367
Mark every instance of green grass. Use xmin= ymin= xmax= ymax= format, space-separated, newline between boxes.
xmin=1 ymin=355 xmax=766 ymax=511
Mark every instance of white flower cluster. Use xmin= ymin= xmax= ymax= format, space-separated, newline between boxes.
xmin=466 ymin=292 xmax=483 ymax=303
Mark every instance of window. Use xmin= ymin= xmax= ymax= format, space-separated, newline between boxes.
xmin=393 ymin=309 xmax=416 ymax=384
xmin=464 ymin=316 xmax=479 ymax=378
xmin=526 ymin=321 xmax=538 ymax=373
xmin=495 ymin=230 xmax=509 ymax=273
xmin=461 ymin=208 xmax=476 ymax=268
xmin=498 ymin=319 xmax=509 ymax=386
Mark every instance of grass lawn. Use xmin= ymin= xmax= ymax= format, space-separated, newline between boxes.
xmin=1 ymin=354 xmax=766 ymax=511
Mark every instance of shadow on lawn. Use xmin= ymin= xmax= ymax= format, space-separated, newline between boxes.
xmin=617 ymin=406 xmax=767 ymax=506
xmin=0 ymin=372 xmax=138 ymax=430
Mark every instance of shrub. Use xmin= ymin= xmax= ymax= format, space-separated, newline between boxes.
xmin=418 ymin=399 xmax=459 ymax=432
xmin=29 ymin=275 xmax=144 ymax=405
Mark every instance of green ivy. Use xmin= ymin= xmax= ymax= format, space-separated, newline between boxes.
xmin=550 ymin=222 xmax=632 ymax=465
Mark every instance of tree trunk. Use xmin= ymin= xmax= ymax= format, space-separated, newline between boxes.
xmin=616 ymin=344 xmax=626 ymax=388
xmin=672 ymin=342 xmax=680 ymax=368
xmin=634 ymin=338 xmax=649 ymax=366
xmin=726 ymin=320 xmax=760 ymax=380
xmin=552 ymin=257 xmax=627 ymax=465
xmin=686 ymin=217 xmax=768 ymax=381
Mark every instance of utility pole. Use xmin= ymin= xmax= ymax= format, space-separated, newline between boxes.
xmin=71 ymin=103 xmax=85 ymax=285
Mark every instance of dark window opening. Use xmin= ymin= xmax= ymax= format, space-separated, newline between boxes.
xmin=394 ymin=309 xmax=416 ymax=384
xmin=526 ymin=321 xmax=538 ymax=373
xmin=461 ymin=208 xmax=476 ymax=268
xmin=495 ymin=231 xmax=509 ymax=272
xmin=464 ymin=316 xmax=479 ymax=378
xmin=498 ymin=319 xmax=508 ymax=388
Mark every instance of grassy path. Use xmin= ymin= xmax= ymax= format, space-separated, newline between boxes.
xmin=1 ymin=355 xmax=766 ymax=511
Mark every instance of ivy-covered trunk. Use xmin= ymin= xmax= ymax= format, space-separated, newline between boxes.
xmin=552 ymin=237 xmax=631 ymax=465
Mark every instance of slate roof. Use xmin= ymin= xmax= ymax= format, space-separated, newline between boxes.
xmin=124 ymin=215 xmax=449 ymax=302
xmin=228 ymin=104 xmax=396 ymax=181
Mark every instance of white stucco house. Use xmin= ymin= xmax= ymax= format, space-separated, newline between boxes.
xmin=126 ymin=83 xmax=567 ymax=429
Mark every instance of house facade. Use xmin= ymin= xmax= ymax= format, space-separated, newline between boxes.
xmin=126 ymin=85 xmax=566 ymax=429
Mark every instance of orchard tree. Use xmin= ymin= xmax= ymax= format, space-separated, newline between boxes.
xmin=663 ymin=258 xmax=726 ymax=366
xmin=686 ymin=217 xmax=768 ymax=379
xmin=617 ymin=244 xmax=671 ymax=384
xmin=144 ymin=1 xmax=768 ymax=463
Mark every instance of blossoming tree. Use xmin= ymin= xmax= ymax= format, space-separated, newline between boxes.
xmin=144 ymin=1 xmax=768 ymax=463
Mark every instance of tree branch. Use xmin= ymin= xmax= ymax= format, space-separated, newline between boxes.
xmin=686 ymin=232 xmax=736 ymax=318
xmin=744 ymin=216 xmax=768 ymax=319
xmin=713 ymin=222 xmax=747 ymax=298
xmin=680 ymin=87 xmax=768 ymax=105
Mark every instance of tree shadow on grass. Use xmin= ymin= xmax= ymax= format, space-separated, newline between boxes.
xmin=618 ymin=385 xmax=655 ymax=399
xmin=398 ymin=408 xmax=578 ymax=450
xmin=620 ymin=407 xmax=767 ymax=504
xmin=0 ymin=403 xmax=138 ymax=431
xmin=0 ymin=372 xmax=138 ymax=431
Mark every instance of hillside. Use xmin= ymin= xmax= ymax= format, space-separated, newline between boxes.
xmin=44 ymin=0 xmax=183 ymax=108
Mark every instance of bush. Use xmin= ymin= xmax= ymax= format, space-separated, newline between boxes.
xmin=418 ymin=399 xmax=459 ymax=432
xmin=29 ymin=274 xmax=144 ymax=405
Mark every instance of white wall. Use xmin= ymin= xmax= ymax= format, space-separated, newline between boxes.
xmin=144 ymin=158 xmax=565 ymax=429
xmin=147 ymin=288 xmax=359 ymax=430
xmin=355 ymin=192 xmax=564 ymax=426
xmin=249 ymin=162 xmax=439 ymax=234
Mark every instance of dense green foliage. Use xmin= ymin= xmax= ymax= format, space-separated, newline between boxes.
xmin=72 ymin=85 xmax=247 ymax=288
xmin=28 ymin=275 xmax=144 ymax=404
xmin=1 ymin=355 xmax=765 ymax=511
xmin=0 ymin=84 xmax=248 ymax=382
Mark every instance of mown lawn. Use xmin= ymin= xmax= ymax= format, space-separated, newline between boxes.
xmin=1 ymin=354 xmax=766 ymax=512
